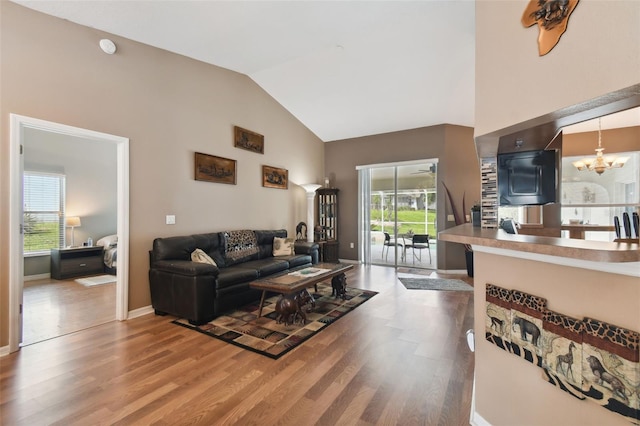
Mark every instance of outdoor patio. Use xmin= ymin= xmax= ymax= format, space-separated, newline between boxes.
xmin=368 ymin=232 xmax=437 ymax=269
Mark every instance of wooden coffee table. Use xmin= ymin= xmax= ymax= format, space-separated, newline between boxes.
xmin=250 ymin=263 xmax=354 ymax=318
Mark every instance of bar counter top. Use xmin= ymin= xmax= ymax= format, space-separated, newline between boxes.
xmin=438 ymin=224 xmax=640 ymax=263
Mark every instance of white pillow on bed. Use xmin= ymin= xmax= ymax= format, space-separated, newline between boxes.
xmin=96 ymin=234 xmax=118 ymax=248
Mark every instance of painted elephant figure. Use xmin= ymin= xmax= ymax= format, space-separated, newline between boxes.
xmin=512 ymin=316 xmax=540 ymax=346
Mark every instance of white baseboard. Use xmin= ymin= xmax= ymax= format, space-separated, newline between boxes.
xmin=24 ymin=273 xmax=50 ymax=281
xmin=470 ymin=411 xmax=491 ymax=426
xmin=128 ymin=305 xmax=154 ymax=319
xmin=0 ymin=345 xmax=10 ymax=357
xmin=337 ymin=258 xmax=359 ymax=264
xmin=436 ymin=268 xmax=468 ymax=275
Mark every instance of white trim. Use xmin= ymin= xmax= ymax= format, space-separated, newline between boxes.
xmin=128 ymin=305 xmax=154 ymax=319
xmin=470 ymin=411 xmax=491 ymax=426
xmin=436 ymin=268 xmax=468 ymax=275
xmin=9 ymin=114 xmax=130 ymax=353
xmin=0 ymin=345 xmax=10 ymax=357
xmin=24 ymin=273 xmax=50 ymax=282
xmin=337 ymin=258 xmax=360 ymax=265
xmin=355 ymin=158 xmax=439 ymax=170
xmin=472 ymin=245 xmax=640 ymax=277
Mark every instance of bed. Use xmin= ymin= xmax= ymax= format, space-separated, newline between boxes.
xmin=96 ymin=234 xmax=118 ymax=275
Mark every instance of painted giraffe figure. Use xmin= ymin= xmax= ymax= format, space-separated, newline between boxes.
xmin=555 ymin=341 xmax=576 ymax=380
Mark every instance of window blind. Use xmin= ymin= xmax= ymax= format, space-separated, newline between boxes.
xmin=23 ymin=171 xmax=66 ymax=253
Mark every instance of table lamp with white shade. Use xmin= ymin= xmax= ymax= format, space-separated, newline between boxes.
xmin=65 ymin=216 xmax=81 ymax=247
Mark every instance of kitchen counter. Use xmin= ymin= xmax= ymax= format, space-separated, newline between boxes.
xmin=460 ymin=221 xmax=640 ymax=426
xmin=438 ymin=224 xmax=640 ymax=267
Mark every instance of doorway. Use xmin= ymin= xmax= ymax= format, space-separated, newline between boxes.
xmin=8 ymin=114 xmax=130 ymax=353
xmin=358 ymin=159 xmax=438 ymax=269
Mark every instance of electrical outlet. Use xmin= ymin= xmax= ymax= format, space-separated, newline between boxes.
xmin=166 ymin=215 xmax=176 ymax=225
xmin=350 ymin=242 xmax=354 ymax=249
xmin=447 ymin=214 xmax=455 ymax=222
xmin=465 ymin=214 xmax=470 ymax=222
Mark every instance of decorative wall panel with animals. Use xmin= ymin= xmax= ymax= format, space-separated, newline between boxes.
xmin=485 ymin=283 xmax=512 ymax=352
xmin=484 ymin=283 xmax=640 ymax=424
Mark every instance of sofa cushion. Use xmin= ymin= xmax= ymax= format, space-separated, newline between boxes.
xmin=273 ymin=237 xmax=295 ymax=256
xmin=239 ymin=258 xmax=290 ymax=277
xmin=153 ymin=259 xmax=218 ymax=277
xmin=153 ymin=236 xmax=196 ymax=262
xmin=279 ymin=254 xmax=312 ymax=269
xmin=255 ymin=229 xmax=287 ymax=258
xmin=192 ymin=233 xmax=225 ymax=267
xmin=216 ymin=267 xmax=259 ymax=289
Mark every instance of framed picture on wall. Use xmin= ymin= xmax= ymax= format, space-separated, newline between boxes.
xmin=194 ymin=152 xmax=237 ymax=185
xmin=234 ymin=126 xmax=264 ymax=154
xmin=262 ymin=165 xmax=288 ymax=189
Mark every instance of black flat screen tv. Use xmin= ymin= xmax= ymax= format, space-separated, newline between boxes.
xmin=497 ymin=149 xmax=558 ymax=206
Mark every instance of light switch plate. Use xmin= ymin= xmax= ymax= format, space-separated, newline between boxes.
xmin=447 ymin=214 xmax=455 ymax=222
xmin=166 ymin=215 xmax=176 ymax=225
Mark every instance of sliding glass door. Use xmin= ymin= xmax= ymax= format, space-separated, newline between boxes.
xmin=358 ymin=159 xmax=438 ymax=269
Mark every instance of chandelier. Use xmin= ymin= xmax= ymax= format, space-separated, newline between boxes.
xmin=572 ymin=118 xmax=629 ymax=175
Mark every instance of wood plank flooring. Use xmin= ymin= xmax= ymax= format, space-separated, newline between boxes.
xmin=22 ymin=276 xmax=116 ymax=345
xmin=1 ymin=265 xmax=474 ymax=425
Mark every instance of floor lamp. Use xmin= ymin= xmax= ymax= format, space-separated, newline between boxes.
xmin=65 ymin=216 xmax=81 ymax=247
xmin=300 ymin=184 xmax=321 ymax=242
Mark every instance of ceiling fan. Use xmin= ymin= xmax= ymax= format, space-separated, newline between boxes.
xmin=410 ymin=164 xmax=436 ymax=174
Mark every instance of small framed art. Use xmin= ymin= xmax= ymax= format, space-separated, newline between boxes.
xmin=262 ymin=165 xmax=288 ymax=189
xmin=234 ymin=126 xmax=264 ymax=154
xmin=195 ymin=152 xmax=237 ymax=185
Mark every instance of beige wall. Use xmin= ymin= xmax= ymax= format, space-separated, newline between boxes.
xmin=324 ymin=124 xmax=479 ymax=270
xmin=475 ymin=0 xmax=640 ymax=424
xmin=0 ymin=3 xmax=324 ymax=347
xmin=475 ymin=0 xmax=640 ymax=138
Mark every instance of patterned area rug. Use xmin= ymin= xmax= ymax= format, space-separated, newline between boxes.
xmin=172 ymin=283 xmax=377 ymax=359
xmin=399 ymin=277 xmax=473 ymax=291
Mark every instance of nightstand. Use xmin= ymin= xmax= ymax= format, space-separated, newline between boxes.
xmin=50 ymin=246 xmax=104 ymax=279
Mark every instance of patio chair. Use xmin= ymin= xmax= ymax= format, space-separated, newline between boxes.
xmin=408 ymin=234 xmax=431 ymax=264
xmin=382 ymin=232 xmax=402 ymax=260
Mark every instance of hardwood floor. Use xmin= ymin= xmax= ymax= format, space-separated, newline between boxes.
xmin=22 ymin=276 xmax=116 ymax=345
xmin=1 ymin=265 xmax=474 ymax=425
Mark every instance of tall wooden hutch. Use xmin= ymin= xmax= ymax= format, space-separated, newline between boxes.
xmin=316 ymin=187 xmax=339 ymax=262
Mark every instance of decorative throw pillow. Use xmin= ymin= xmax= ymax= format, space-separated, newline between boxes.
xmin=273 ymin=237 xmax=295 ymax=257
xmin=191 ymin=248 xmax=217 ymax=266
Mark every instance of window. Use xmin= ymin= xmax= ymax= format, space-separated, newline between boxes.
xmin=23 ymin=172 xmax=66 ymax=254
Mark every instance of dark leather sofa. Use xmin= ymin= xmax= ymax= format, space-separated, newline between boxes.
xmin=149 ymin=229 xmax=319 ymax=325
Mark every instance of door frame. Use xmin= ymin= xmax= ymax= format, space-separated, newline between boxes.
xmin=357 ymin=158 xmax=438 ymax=268
xmin=9 ymin=114 xmax=130 ymax=353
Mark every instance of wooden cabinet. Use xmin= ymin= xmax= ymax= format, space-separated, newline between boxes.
xmin=50 ymin=246 xmax=104 ymax=279
xmin=316 ymin=188 xmax=339 ymax=262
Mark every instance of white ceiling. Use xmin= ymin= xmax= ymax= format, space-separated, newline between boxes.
xmin=14 ymin=0 xmax=476 ymax=142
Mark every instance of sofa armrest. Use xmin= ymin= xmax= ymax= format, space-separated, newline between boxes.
xmin=152 ymin=259 xmax=219 ymax=277
xmin=294 ymin=241 xmax=320 ymax=264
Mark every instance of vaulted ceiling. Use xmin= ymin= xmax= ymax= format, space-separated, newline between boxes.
xmin=13 ymin=0 xmax=476 ymax=142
